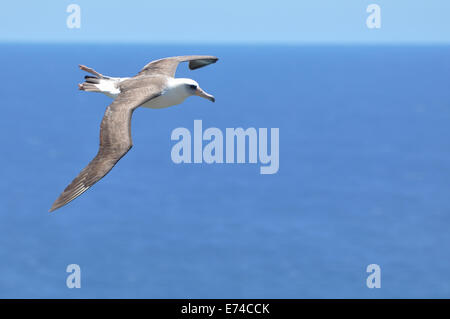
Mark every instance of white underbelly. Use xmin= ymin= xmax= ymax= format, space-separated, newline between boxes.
xmin=141 ymin=89 xmax=187 ymax=109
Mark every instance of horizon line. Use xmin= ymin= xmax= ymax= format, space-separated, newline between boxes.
xmin=1 ymin=40 xmax=450 ymax=46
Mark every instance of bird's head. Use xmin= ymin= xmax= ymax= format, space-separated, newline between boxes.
xmin=183 ymin=79 xmax=215 ymax=102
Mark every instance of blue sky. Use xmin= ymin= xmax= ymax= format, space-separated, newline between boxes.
xmin=0 ymin=0 xmax=449 ymax=44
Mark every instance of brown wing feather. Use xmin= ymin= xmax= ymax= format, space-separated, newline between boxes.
xmin=49 ymin=86 xmax=162 ymax=212
xmin=137 ymin=55 xmax=218 ymax=77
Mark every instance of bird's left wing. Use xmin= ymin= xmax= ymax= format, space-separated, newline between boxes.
xmin=137 ymin=55 xmax=218 ymax=78
xmin=49 ymin=85 xmax=162 ymax=212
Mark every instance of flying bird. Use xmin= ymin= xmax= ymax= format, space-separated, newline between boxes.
xmin=50 ymin=55 xmax=218 ymax=212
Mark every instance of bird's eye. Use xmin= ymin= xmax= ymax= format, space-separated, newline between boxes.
xmin=188 ymin=84 xmax=197 ymax=90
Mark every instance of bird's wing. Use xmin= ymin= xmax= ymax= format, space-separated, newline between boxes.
xmin=49 ymin=85 xmax=162 ymax=212
xmin=137 ymin=55 xmax=218 ymax=77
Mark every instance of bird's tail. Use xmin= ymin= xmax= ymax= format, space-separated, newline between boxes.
xmin=78 ymin=64 xmax=109 ymax=92
xmin=78 ymin=64 xmax=121 ymax=96
xmin=78 ymin=76 xmax=103 ymax=92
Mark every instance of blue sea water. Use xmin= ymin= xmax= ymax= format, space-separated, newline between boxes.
xmin=1 ymin=44 xmax=450 ymax=298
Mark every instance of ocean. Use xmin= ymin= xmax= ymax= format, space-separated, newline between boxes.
xmin=1 ymin=44 xmax=450 ymax=298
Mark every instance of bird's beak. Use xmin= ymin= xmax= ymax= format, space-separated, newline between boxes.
xmin=195 ymin=87 xmax=215 ymax=102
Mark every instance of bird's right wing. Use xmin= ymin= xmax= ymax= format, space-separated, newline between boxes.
xmin=49 ymin=86 xmax=162 ymax=212
xmin=137 ymin=55 xmax=218 ymax=78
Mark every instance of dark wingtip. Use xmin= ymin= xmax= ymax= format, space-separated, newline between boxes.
xmin=49 ymin=197 xmax=63 ymax=213
xmin=188 ymin=57 xmax=219 ymax=70
xmin=49 ymin=202 xmax=64 ymax=213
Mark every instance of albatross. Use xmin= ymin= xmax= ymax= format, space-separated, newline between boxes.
xmin=49 ymin=55 xmax=218 ymax=212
